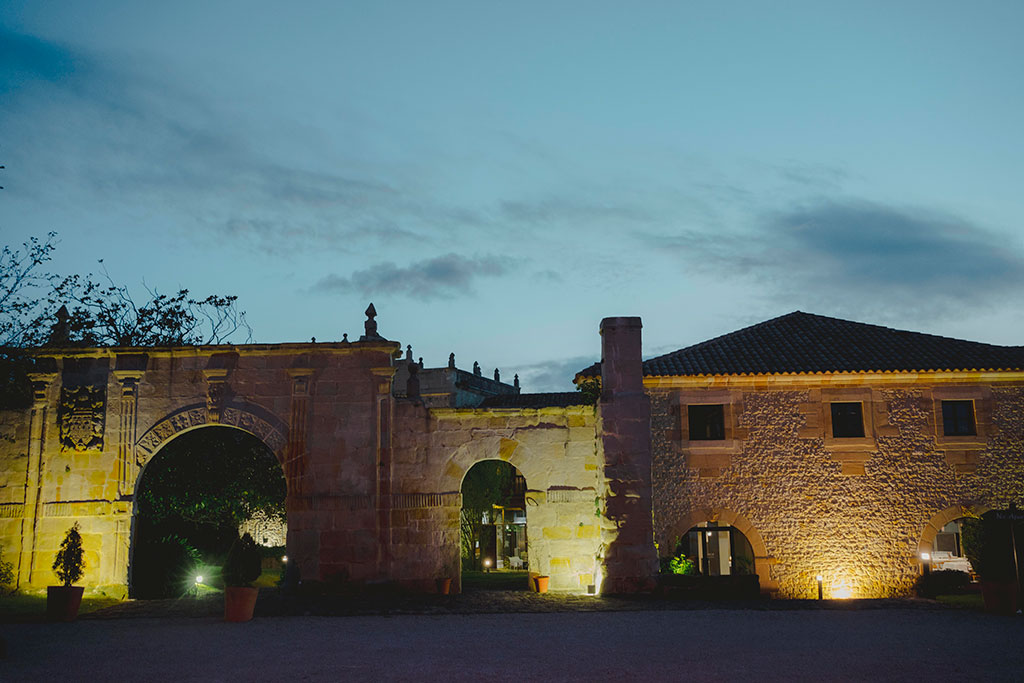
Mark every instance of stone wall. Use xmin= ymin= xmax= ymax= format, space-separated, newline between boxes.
xmin=651 ymin=377 xmax=1024 ymax=598
xmin=389 ymin=401 xmax=603 ymax=592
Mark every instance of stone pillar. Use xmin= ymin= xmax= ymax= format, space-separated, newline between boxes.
xmin=113 ymin=371 xmax=143 ymax=497
xmin=19 ymin=372 xmax=56 ymax=587
xmin=371 ymin=367 xmax=396 ymax=575
xmin=598 ymin=317 xmax=658 ymax=593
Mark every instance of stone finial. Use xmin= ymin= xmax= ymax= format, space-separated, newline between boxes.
xmin=448 ymin=353 xmax=456 ymax=369
xmin=418 ymin=357 xmax=424 ymax=368
xmin=494 ymin=368 xmax=500 ymax=382
xmin=473 ymin=361 xmax=481 ymax=376
xmin=342 ymin=333 xmax=349 ymax=343
xmin=47 ymin=305 xmax=71 ymax=346
xmin=406 ymin=344 xmax=413 ymax=361
xmin=359 ymin=303 xmax=384 ymax=341
xmin=513 ymin=374 xmax=520 ymax=390
xmin=311 ymin=337 xmax=316 ymax=343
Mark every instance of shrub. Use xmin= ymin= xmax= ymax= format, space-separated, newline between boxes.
xmin=660 ymin=552 xmax=697 ymax=575
xmin=0 ymin=544 xmax=14 ymax=593
xmin=223 ymin=533 xmax=262 ymax=587
xmin=915 ymin=570 xmax=970 ymax=598
xmin=53 ymin=522 xmax=85 ymax=586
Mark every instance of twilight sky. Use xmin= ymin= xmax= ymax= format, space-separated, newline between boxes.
xmin=3 ymin=1 xmax=1024 ymax=391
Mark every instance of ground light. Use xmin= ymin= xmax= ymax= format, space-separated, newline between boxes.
xmin=816 ymin=575 xmax=823 ymax=600
xmin=194 ymin=575 xmax=203 ymax=599
xmin=483 ymin=558 xmax=492 ymax=573
xmin=920 ymin=551 xmax=931 ymax=575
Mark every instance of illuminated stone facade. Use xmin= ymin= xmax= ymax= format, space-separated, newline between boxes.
xmin=0 ymin=313 xmax=655 ymax=596
xmin=2 ymin=308 xmax=1020 ymax=600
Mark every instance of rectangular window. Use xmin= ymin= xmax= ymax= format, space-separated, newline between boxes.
xmin=688 ymin=404 xmax=725 ymax=441
xmin=830 ymin=402 xmax=865 ymax=438
xmin=942 ymin=400 xmax=976 ymax=436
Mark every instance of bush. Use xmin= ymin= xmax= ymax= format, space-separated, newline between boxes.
xmin=660 ymin=553 xmax=697 ymax=575
xmin=131 ymin=534 xmax=201 ymax=599
xmin=223 ymin=533 xmax=262 ymax=587
xmin=0 ymin=544 xmax=14 ymax=593
xmin=915 ymin=570 xmax=970 ymax=598
xmin=53 ymin=522 xmax=85 ymax=586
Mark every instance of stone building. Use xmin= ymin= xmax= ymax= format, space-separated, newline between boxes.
xmin=579 ymin=311 xmax=1024 ymax=598
xmin=1 ymin=307 xmax=1021 ymax=599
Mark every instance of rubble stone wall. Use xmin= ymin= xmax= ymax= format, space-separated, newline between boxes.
xmin=651 ymin=378 xmax=1024 ymax=598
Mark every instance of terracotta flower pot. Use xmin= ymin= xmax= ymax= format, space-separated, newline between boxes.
xmin=436 ymin=577 xmax=453 ymax=595
xmin=981 ymin=580 xmax=1018 ymax=616
xmin=224 ymin=586 xmax=259 ymax=622
xmin=534 ymin=575 xmax=550 ymax=593
xmin=47 ymin=585 xmax=85 ymax=622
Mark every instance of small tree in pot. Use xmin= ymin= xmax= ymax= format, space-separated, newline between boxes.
xmin=222 ymin=533 xmax=262 ymax=622
xmin=48 ymin=523 xmax=86 ymax=621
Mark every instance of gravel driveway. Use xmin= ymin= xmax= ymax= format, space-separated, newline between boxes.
xmin=6 ymin=608 xmax=1023 ymax=681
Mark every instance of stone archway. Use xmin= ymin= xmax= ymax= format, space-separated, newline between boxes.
xmin=917 ymin=504 xmax=987 ymax=573
xmin=125 ymin=403 xmax=290 ymax=593
xmin=666 ymin=508 xmax=774 ymax=593
xmin=459 ymin=458 xmax=530 ymax=584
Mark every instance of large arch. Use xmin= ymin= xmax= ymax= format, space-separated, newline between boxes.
xmin=128 ymin=410 xmax=289 ymax=595
xmin=665 ymin=508 xmax=774 ymax=593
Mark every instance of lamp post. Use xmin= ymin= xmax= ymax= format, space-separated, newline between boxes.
xmin=920 ymin=551 xmax=931 ymax=575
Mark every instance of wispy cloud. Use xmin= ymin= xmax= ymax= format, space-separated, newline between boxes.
xmin=514 ymin=355 xmax=596 ymax=393
xmin=312 ymin=253 xmax=512 ymax=301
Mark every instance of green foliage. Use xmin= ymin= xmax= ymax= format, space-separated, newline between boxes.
xmin=660 ymin=552 xmax=697 ymax=575
xmin=460 ymin=461 xmax=517 ymax=568
xmin=52 ymin=523 xmax=85 ymax=587
xmin=0 ymin=233 xmax=251 ymax=408
xmin=915 ymin=569 xmax=970 ymax=598
xmin=223 ymin=533 xmax=262 ymax=587
xmin=136 ymin=427 xmax=286 ymax=529
xmin=0 ymin=544 xmax=15 ymax=593
xmin=960 ymin=516 xmax=983 ymax=574
xmin=575 ymin=377 xmax=600 ymax=405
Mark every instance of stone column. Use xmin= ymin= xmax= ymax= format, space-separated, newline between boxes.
xmin=19 ymin=371 xmax=56 ymax=587
xmin=113 ymin=372 xmax=143 ymax=497
xmin=371 ymin=367 xmax=396 ymax=575
xmin=598 ymin=317 xmax=658 ymax=593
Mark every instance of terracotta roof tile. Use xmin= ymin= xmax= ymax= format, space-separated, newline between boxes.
xmin=578 ymin=311 xmax=1024 ymax=378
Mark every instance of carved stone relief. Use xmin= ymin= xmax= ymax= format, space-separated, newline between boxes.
xmin=59 ymin=384 xmax=106 ymax=451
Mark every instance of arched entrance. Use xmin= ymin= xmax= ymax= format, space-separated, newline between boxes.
xmin=677 ymin=521 xmax=756 ymax=576
xmin=460 ymin=460 xmax=529 ymax=589
xmin=919 ymin=506 xmax=986 ymax=575
xmin=129 ymin=425 xmax=287 ymax=598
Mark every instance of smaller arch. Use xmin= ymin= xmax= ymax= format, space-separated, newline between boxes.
xmin=443 ymin=436 xmax=542 ymax=493
xmin=665 ymin=508 xmax=774 ymax=592
xmin=666 ymin=508 xmax=768 ymax=560
xmin=918 ymin=504 xmax=988 ymax=556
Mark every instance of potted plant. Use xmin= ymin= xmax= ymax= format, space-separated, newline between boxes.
xmin=222 ymin=533 xmax=262 ymax=622
xmin=436 ymin=559 xmax=455 ymax=595
xmin=48 ymin=522 xmax=86 ymax=621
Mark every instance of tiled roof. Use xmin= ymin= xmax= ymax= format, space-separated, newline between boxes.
xmin=478 ymin=392 xmax=589 ymax=409
xmin=578 ymin=311 xmax=1024 ymax=378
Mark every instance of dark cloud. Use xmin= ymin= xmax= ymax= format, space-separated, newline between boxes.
xmin=312 ymin=253 xmax=511 ymax=301
xmin=641 ymin=199 xmax=1024 ymax=321
xmin=0 ymin=28 xmax=77 ymax=92
xmin=514 ymin=355 xmax=596 ymax=393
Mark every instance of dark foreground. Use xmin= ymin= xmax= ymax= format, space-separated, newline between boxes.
xmin=5 ymin=600 xmax=1023 ymax=681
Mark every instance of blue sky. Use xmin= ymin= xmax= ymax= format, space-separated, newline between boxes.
xmin=3 ymin=1 xmax=1024 ymax=390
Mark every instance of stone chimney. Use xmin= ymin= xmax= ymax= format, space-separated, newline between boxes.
xmin=598 ymin=316 xmax=657 ymax=593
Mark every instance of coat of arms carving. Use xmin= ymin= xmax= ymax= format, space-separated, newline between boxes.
xmin=59 ymin=385 xmax=106 ymax=451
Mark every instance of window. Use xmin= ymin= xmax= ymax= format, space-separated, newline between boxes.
xmin=942 ymin=400 xmax=976 ymax=436
xmin=830 ymin=402 xmax=865 ymax=438
xmin=688 ymin=404 xmax=725 ymax=441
